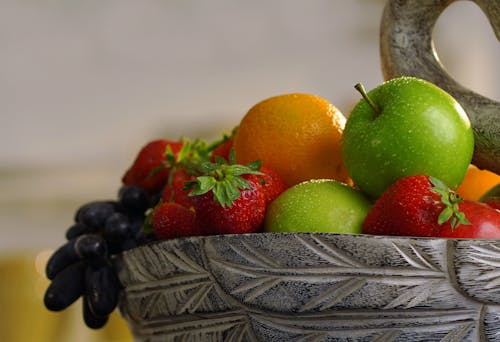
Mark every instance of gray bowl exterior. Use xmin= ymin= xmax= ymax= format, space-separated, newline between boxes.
xmin=116 ymin=233 xmax=500 ymax=341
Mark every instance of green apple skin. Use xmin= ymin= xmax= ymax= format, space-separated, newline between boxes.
xmin=342 ymin=76 xmax=474 ymax=199
xmin=264 ymin=179 xmax=371 ymax=234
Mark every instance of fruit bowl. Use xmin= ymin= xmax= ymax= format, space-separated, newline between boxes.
xmin=116 ymin=232 xmax=500 ymax=341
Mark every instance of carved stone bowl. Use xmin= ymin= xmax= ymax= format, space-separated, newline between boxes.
xmin=116 ymin=232 xmax=500 ymax=341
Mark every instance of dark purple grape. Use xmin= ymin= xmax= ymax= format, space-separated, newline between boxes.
xmin=118 ymin=186 xmax=150 ymax=214
xmin=82 ymin=296 xmax=108 ymax=329
xmin=47 ymin=181 xmax=155 ymax=330
xmin=44 ymin=261 xmax=85 ymax=311
xmin=65 ymin=222 xmax=91 ymax=240
xmin=76 ymin=201 xmax=116 ymax=229
xmin=46 ymin=239 xmax=80 ymax=280
xmin=129 ymin=215 xmax=145 ymax=236
xmin=46 ymin=235 xmax=107 ymax=280
xmin=103 ymin=213 xmax=133 ymax=242
xmin=119 ymin=238 xmax=138 ymax=251
xmin=74 ymin=234 xmax=108 ymax=259
xmin=85 ymin=263 xmax=120 ymax=317
xmin=107 ymin=239 xmax=135 ymax=255
xmin=135 ymin=231 xmax=155 ymax=245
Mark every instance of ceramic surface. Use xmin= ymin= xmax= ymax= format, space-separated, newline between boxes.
xmin=117 ymin=233 xmax=500 ymax=341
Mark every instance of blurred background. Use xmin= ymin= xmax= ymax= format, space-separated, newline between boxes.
xmin=0 ymin=0 xmax=498 ymax=341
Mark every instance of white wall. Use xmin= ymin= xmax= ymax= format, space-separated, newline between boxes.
xmin=1 ymin=0 xmax=499 ymax=251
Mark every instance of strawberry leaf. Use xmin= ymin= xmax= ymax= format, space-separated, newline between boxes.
xmin=142 ymin=208 xmax=154 ymax=234
xmin=429 ymin=176 xmax=471 ymax=230
xmin=224 ymin=182 xmax=241 ymax=205
xmin=185 ymin=157 xmax=263 ymax=207
xmin=149 ymin=165 xmax=166 ymax=178
xmin=165 ymin=144 xmax=176 ymax=166
xmin=247 ymin=159 xmax=262 ymax=171
xmin=438 ymin=206 xmax=453 ymax=225
xmin=213 ymin=181 xmax=239 ymax=207
xmin=232 ymin=176 xmax=251 ymax=190
xmin=455 ymin=211 xmax=471 ymax=226
xmin=229 ymin=164 xmax=261 ymax=176
xmin=228 ymin=149 xmax=237 ymax=165
xmin=189 ymin=176 xmax=216 ymax=196
xmin=213 ymin=155 xmax=228 ymax=165
xmin=429 ymin=176 xmax=447 ymax=190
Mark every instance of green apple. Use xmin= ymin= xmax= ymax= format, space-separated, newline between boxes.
xmin=264 ymin=179 xmax=371 ymax=234
xmin=342 ymin=76 xmax=474 ymax=199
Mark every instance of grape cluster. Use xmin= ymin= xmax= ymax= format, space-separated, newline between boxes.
xmin=44 ymin=185 xmax=155 ymax=329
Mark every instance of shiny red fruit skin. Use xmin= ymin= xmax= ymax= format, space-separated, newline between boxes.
xmin=161 ymin=168 xmax=195 ymax=209
xmin=439 ymin=201 xmax=500 ymax=238
xmin=210 ymin=138 xmax=233 ymax=162
xmin=151 ymin=202 xmax=201 ymax=239
xmin=363 ymin=175 xmax=443 ymax=237
xmin=122 ymin=140 xmax=182 ymax=192
xmin=193 ymin=175 xmax=266 ymax=235
xmin=483 ymin=197 xmax=500 ymax=211
xmin=257 ymin=166 xmax=287 ymax=205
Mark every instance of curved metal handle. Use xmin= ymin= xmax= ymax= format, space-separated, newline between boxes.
xmin=380 ymin=0 xmax=500 ymax=174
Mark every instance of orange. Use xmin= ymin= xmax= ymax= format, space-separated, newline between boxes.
xmin=456 ymin=164 xmax=500 ymax=201
xmin=233 ymin=93 xmax=350 ymax=187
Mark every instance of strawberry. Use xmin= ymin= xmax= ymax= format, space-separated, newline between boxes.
xmin=135 ymin=135 xmax=273 ymax=239
xmin=122 ymin=139 xmax=183 ymax=192
xmin=192 ymin=174 xmax=266 ymax=235
xmin=256 ymin=166 xmax=287 ymax=205
xmin=210 ymin=137 xmax=234 ymax=162
xmin=483 ymin=197 xmax=500 ymax=211
xmin=438 ymin=200 xmax=500 ymax=238
xmin=160 ymin=138 xmax=215 ymax=208
xmin=363 ymin=175 xmax=469 ymax=237
xmin=149 ymin=202 xmax=201 ymax=239
xmin=187 ymin=158 xmax=266 ymax=235
xmin=161 ymin=168 xmax=196 ymax=209
xmin=479 ymin=184 xmax=500 ymax=210
xmin=210 ymin=128 xmax=237 ymax=163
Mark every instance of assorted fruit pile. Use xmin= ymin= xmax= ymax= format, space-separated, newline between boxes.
xmin=44 ymin=76 xmax=500 ymax=329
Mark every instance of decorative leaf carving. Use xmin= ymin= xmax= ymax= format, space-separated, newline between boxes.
xmin=230 ymin=240 xmax=280 ymax=268
xmin=175 ymin=282 xmax=214 ymax=314
xmin=384 ymin=279 xmax=442 ymax=309
xmin=468 ymin=244 xmax=500 ymax=290
xmin=135 ymin=313 xmax=255 ymax=342
xmin=299 ymin=277 xmax=367 ymax=312
xmin=296 ymin=235 xmax=363 ymax=267
xmin=250 ymin=308 xmax=477 ymax=340
xmin=392 ymin=242 xmax=440 ymax=271
xmin=225 ymin=322 xmax=259 ymax=342
xmin=164 ymin=246 xmax=208 ymax=274
xmin=117 ymin=234 xmax=500 ymax=340
xmin=439 ymin=322 xmax=475 ymax=342
xmin=290 ymin=333 xmax=327 ymax=342
xmin=371 ymin=330 xmax=400 ymax=342
xmin=233 ymin=277 xmax=282 ymax=302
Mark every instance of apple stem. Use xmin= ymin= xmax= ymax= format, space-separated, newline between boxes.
xmin=355 ymin=83 xmax=380 ymax=116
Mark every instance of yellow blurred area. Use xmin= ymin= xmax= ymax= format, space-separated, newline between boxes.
xmin=0 ymin=251 xmax=134 ymax=342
